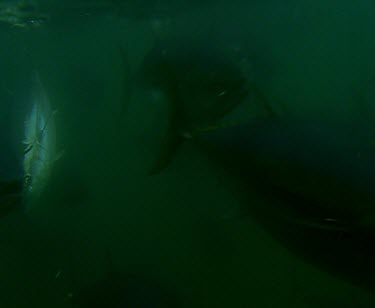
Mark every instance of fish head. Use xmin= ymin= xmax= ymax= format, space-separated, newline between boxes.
xmin=140 ymin=39 xmax=249 ymax=174
xmin=178 ymin=63 xmax=248 ymax=128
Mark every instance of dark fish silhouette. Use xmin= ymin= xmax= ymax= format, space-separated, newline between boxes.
xmin=138 ymin=38 xmax=250 ymax=174
xmin=197 ymin=118 xmax=375 ymax=289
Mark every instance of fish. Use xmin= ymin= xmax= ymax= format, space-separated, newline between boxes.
xmin=196 ymin=118 xmax=375 ymax=289
xmin=23 ymin=72 xmax=61 ymax=205
xmin=137 ymin=38 xmax=252 ymax=174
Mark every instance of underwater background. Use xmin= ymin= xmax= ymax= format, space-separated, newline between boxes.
xmin=2 ymin=0 xmax=375 ymax=307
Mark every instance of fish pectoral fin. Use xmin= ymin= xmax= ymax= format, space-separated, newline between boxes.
xmin=149 ymin=121 xmax=236 ymax=175
xmin=23 ymin=108 xmax=57 ymax=148
xmin=149 ymin=121 xmax=246 ymax=175
xmin=24 ymin=143 xmax=33 ymax=155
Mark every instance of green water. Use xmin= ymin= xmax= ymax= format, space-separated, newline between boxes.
xmin=1 ymin=0 xmax=375 ymax=307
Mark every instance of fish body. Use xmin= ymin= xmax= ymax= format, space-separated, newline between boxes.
xmin=23 ymin=72 xmax=57 ymax=203
xmin=199 ymin=119 xmax=375 ymax=219
xmin=139 ymin=38 xmax=249 ymax=174
xmin=197 ymin=118 xmax=375 ymax=288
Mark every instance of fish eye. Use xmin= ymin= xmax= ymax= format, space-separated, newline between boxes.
xmin=24 ymin=175 xmax=33 ymax=187
xmin=217 ymin=90 xmax=227 ymax=97
xmin=205 ymin=81 xmax=228 ymax=95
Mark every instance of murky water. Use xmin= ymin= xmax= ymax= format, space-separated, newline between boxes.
xmin=1 ymin=1 xmax=375 ymax=307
